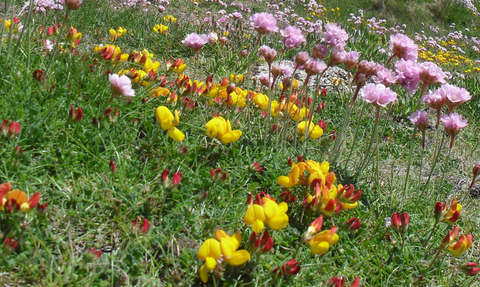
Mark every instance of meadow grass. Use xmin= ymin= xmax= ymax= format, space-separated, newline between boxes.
xmin=1 ymin=0 xmax=480 ymax=286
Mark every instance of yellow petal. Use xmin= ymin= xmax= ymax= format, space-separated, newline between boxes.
xmin=231 ymin=233 xmax=242 ymax=250
xmin=197 ymin=239 xmax=221 ymax=261
xmin=220 ymin=237 xmax=236 ymax=260
xmin=199 ymin=265 xmax=209 ymax=283
xmin=156 ymin=106 xmax=174 ymax=130
xmin=244 ymin=204 xmax=266 ymax=225
xmin=309 ymin=126 xmax=324 ymax=139
xmin=252 ymin=220 xmax=264 ymax=234
xmin=277 ymin=176 xmax=296 ymax=188
xmin=266 ymin=214 xmax=289 ymax=231
xmin=226 ymin=250 xmax=250 ymax=266
xmin=220 ymin=130 xmax=242 ymax=144
xmin=264 ymin=200 xmax=280 ymax=220
xmin=278 ymin=202 xmax=288 ymax=213
xmin=309 ymin=241 xmax=330 ymax=255
xmin=167 ymin=127 xmax=185 ymax=142
xmin=343 ymin=202 xmax=358 ymax=209
xmin=205 ymin=256 xmax=217 ymax=271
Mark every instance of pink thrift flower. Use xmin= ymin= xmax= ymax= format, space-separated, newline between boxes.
xmin=360 ymin=83 xmax=397 ymax=108
xmin=182 ymin=33 xmax=209 ymax=51
xmin=258 ymin=45 xmax=277 ymax=64
xmin=280 ymin=26 xmax=306 ymax=49
xmin=419 ymin=62 xmax=446 ymax=86
xmin=441 ymin=84 xmax=472 ymax=113
xmin=389 ymin=33 xmax=418 ymax=61
xmin=343 ymin=51 xmax=360 ymax=70
xmin=323 ymin=22 xmax=348 ymax=49
xmin=294 ymin=51 xmax=310 ymax=69
xmin=441 ymin=113 xmax=467 ymax=148
xmin=66 ymin=0 xmax=83 ymax=10
xmin=395 ymin=59 xmax=421 ymax=94
xmin=250 ymin=12 xmax=278 ymax=35
xmin=304 ymin=59 xmax=327 ymax=76
xmin=328 ymin=49 xmax=346 ymax=66
xmin=408 ymin=110 xmax=428 ymax=133
xmin=372 ymin=66 xmax=396 ymax=87
xmin=312 ymin=44 xmax=328 ymax=59
xmin=109 ymin=74 xmax=135 ymax=97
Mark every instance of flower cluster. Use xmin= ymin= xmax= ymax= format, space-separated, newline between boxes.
xmin=155 ymin=106 xmax=185 ymax=142
xmin=197 ymin=230 xmax=250 ymax=283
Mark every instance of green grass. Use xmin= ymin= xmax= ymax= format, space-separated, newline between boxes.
xmin=0 ymin=0 xmax=480 ymax=286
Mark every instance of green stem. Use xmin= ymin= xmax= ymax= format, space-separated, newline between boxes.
xmin=45 ymin=9 xmax=71 ymax=75
xmin=423 ymin=221 xmax=438 ymax=248
xmin=423 ymin=247 xmax=442 ymax=276
xmin=421 ymin=133 xmax=446 ymax=199
xmin=402 ymin=125 xmax=418 ymax=202
xmin=344 ymin=102 xmax=366 ymax=170
xmin=355 ymin=107 xmax=380 ymax=180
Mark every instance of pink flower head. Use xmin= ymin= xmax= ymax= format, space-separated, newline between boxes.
xmin=441 ymin=84 xmax=472 ymax=113
xmin=360 ymin=83 xmax=397 ymax=108
xmin=258 ymin=45 xmax=277 ymax=64
xmin=304 ymin=59 xmax=327 ymax=76
xmin=328 ymin=48 xmax=346 ymax=66
xmin=441 ymin=113 xmax=467 ymax=148
xmin=312 ymin=44 xmax=329 ymax=59
xmin=66 ymin=0 xmax=83 ymax=10
xmin=250 ymin=12 xmax=278 ymax=35
xmin=343 ymin=51 xmax=360 ymax=70
xmin=395 ymin=59 xmax=421 ymax=94
xmin=389 ymin=33 xmax=418 ymax=61
xmin=422 ymin=89 xmax=446 ymax=111
xmin=372 ymin=65 xmax=396 ymax=87
xmin=294 ymin=51 xmax=310 ymax=69
xmin=419 ymin=62 xmax=446 ymax=86
xmin=408 ymin=110 xmax=428 ymax=133
xmin=280 ymin=26 xmax=306 ymax=49
xmin=323 ymin=22 xmax=348 ymax=49
xmin=109 ymin=74 xmax=135 ymax=97
xmin=182 ymin=33 xmax=209 ymax=51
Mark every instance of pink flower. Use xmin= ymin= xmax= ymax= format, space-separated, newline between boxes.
xmin=294 ymin=51 xmax=310 ymax=69
xmin=250 ymin=12 xmax=278 ymax=35
xmin=280 ymin=26 xmax=306 ymax=49
xmin=360 ymin=83 xmax=397 ymax=108
xmin=441 ymin=113 xmax=467 ymax=148
xmin=312 ymin=44 xmax=328 ymax=59
xmin=258 ymin=45 xmax=277 ymax=64
xmin=65 ymin=0 xmax=83 ymax=10
xmin=304 ymin=59 xmax=327 ymax=76
xmin=323 ymin=22 xmax=348 ymax=49
xmin=441 ymin=84 xmax=471 ymax=113
xmin=389 ymin=33 xmax=418 ymax=61
xmin=182 ymin=33 xmax=209 ymax=51
xmin=328 ymin=49 xmax=346 ymax=66
xmin=343 ymin=51 xmax=360 ymax=70
xmin=395 ymin=59 xmax=420 ymax=94
xmin=372 ymin=66 xmax=396 ymax=87
xmin=109 ymin=74 xmax=135 ymax=97
xmin=408 ymin=110 xmax=428 ymax=133
xmin=419 ymin=62 xmax=446 ymax=86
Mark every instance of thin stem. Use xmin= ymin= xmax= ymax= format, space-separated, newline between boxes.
xmin=355 ymin=107 xmax=380 ymax=180
xmin=402 ymin=125 xmax=418 ymax=202
xmin=45 ymin=9 xmax=71 ymax=75
xmin=423 ymin=247 xmax=442 ymax=276
xmin=423 ymin=221 xmax=438 ymax=248
xmin=422 ymin=133 xmax=446 ymax=198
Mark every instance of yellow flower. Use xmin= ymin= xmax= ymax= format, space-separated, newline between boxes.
xmin=277 ymin=163 xmax=300 ymax=188
xmin=163 ymin=15 xmax=177 ymax=23
xmin=205 ymin=117 xmax=242 ymax=144
xmin=230 ymin=74 xmax=245 ymax=84
xmin=244 ymin=204 xmax=266 ymax=233
xmin=297 ymin=120 xmax=323 ymax=140
xmin=197 ymin=238 xmax=221 ymax=282
xmin=150 ymin=87 xmax=170 ymax=97
xmin=153 ymin=24 xmax=168 ymax=34
xmin=155 ymin=106 xmax=185 ymax=142
xmin=262 ymin=198 xmax=289 ymax=231
xmin=214 ymin=230 xmax=250 ymax=266
xmin=307 ymin=227 xmax=339 ymax=255
xmin=252 ymin=93 xmax=269 ymax=110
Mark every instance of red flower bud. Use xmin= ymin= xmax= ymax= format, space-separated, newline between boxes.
xmin=461 ymin=262 xmax=479 ymax=276
xmin=141 ymin=218 xmax=150 ymax=233
xmin=470 ymin=164 xmax=480 ymax=188
xmin=161 ymin=169 xmax=169 ymax=188
xmin=172 ymin=171 xmax=182 ymax=187
xmin=328 ymin=276 xmax=346 ymax=287
xmin=344 ymin=217 xmax=361 ymax=231
xmin=33 ymin=69 xmax=44 ymax=81
xmin=109 ymin=160 xmax=116 ymax=172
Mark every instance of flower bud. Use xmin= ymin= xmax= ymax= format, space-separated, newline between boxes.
xmin=295 ymin=51 xmax=310 ymax=67
xmin=343 ymin=217 xmax=361 ymax=231
xmin=240 ymin=49 xmax=248 ymax=57
xmin=470 ymin=164 xmax=480 ymax=188
xmin=161 ymin=169 xmax=169 ymax=188
xmin=313 ymin=44 xmax=328 ymax=59
xmin=33 ymin=69 xmax=44 ymax=81
xmin=461 ymin=262 xmax=479 ymax=276
xmin=273 ymin=259 xmax=301 ymax=277
xmin=109 ymin=160 xmax=116 ymax=173
xmin=83 ymin=247 xmax=102 ymax=262
xmin=65 ymin=0 xmax=83 ymax=10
